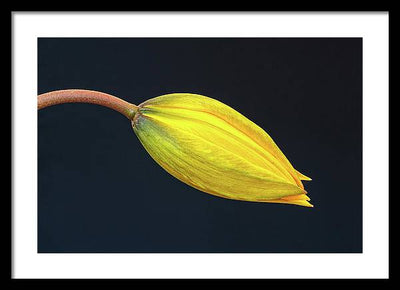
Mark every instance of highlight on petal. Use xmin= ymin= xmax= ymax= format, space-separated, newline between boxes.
xmin=132 ymin=93 xmax=312 ymax=207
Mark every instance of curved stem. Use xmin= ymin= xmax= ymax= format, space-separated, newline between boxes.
xmin=38 ymin=89 xmax=138 ymax=120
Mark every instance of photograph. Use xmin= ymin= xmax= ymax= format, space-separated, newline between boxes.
xmin=38 ymin=37 xmax=362 ymax=253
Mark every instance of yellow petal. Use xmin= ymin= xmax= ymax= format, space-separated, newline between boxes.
xmin=294 ymin=169 xmax=312 ymax=181
xmin=133 ymin=93 xmax=311 ymax=206
xmin=266 ymin=195 xmax=314 ymax=207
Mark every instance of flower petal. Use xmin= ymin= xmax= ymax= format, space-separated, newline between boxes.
xmin=133 ymin=93 xmax=311 ymax=206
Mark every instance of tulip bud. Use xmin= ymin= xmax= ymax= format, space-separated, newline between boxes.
xmin=132 ymin=93 xmax=312 ymax=207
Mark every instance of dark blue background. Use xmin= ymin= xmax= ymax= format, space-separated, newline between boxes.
xmin=38 ymin=38 xmax=362 ymax=253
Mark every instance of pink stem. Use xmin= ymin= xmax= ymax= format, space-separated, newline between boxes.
xmin=38 ymin=89 xmax=138 ymax=120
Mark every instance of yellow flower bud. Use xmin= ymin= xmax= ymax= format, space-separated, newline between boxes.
xmin=132 ymin=93 xmax=312 ymax=207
